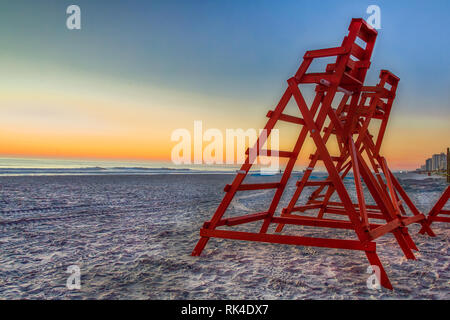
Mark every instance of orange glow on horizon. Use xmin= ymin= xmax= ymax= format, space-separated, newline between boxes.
xmin=1 ymin=118 xmax=448 ymax=170
xmin=0 ymin=85 xmax=448 ymax=170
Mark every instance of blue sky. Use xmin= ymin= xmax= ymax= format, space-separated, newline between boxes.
xmin=2 ymin=0 xmax=449 ymax=109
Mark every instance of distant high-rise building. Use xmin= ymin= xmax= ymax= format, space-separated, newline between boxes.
xmin=438 ymin=152 xmax=446 ymax=170
xmin=426 ymin=158 xmax=432 ymax=172
xmin=419 ymin=150 xmax=448 ymax=172
xmin=432 ymin=154 xmax=440 ymax=171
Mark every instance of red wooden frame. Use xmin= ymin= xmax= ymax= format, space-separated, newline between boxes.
xmin=419 ymin=186 xmax=450 ymax=234
xmin=191 ymin=18 xmax=436 ymax=290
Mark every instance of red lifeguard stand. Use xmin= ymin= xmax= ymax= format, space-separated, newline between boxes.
xmin=192 ymin=18 xmax=434 ymax=289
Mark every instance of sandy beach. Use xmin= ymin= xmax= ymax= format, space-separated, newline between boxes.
xmin=0 ymin=173 xmax=448 ymax=299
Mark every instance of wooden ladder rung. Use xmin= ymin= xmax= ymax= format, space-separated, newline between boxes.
xmin=266 ymin=110 xmax=305 ymax=125
xmin=309 ymin=154 xmax=342 ymax=162
xmin=290 ymin=204 xmax=323 ymax=212
xmin=430 ymin=216 xmax=450 ymax=223
xmin=224 ymin=182 xmax=281 ymax=192
xmin=303 ymin=46 xmax=348 ymax=59
xmin=302 ymin=180 xmax=333 ymax=187
xmin=350 ymin=42 xmax=366 ymax=61
xmin=203 ymin=211 xmax=269 ymax=228
xmin=246 ymin=148 xmax=294 ymax=158
xmin=342 ymin=71 xmax=363 ymax=86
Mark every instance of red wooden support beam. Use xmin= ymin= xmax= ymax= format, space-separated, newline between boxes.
xmin=369 ymin=219 xmax=402 ymax=240
xmin=246 ymin=148 xmax=294 ymax=158
xmin=267 ymin=110 xmax=306 ymax=125
xmin=430 ymin=216 xmax=450 ymax=223
xmin=272 ymin=216 xmax=355 ymax=230
xmin=302 ymin=180 xmax=333 ymax=187
xmin=203 ymin=212 xmax=269 ymax=228
xmin=323 ymin=206 xmax=386 ymax=220
xmin=275 ymin=214 xmax=389 ymax=231
xmin=419 ymin=186 xmax=450 ymax=234
xmin=289 ymin=204 xmax=323 ymax=212
xmin=349 ymin=138 xmax=369 ymax=228
xmin=224 ymin=183 xmax=281 ymax=192
xmin=310 ymin=200 xmax=382 ymax=211
xmin=401 ymin=214 xmax=426 ymax=227
xmin=309 ymin=154 xmax=342 ymax=162
xmin=303 ymin=46 xmax=348 ymax=59
xmin=200 ymin=229 xmax=376 ymax=251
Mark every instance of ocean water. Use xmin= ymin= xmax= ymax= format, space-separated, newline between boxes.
xmin=0 ymin=170 xmax=448 ymax=299
xmin=0 ymin=157 xmax=239 ymax=176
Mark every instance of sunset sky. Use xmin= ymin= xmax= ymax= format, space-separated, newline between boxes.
xmin=0 ymin=0 xmax=449 ymax=169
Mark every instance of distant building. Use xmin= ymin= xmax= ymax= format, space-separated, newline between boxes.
xmin=432 ymin=154 xmax=440 ymax=171
xmin=438 ymin=152 xmax=446 ymax=170
xmin=426 ymin=158 xmax=432 ymax=172
xmin=419 ymin=150 xmax=448 ymax=172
